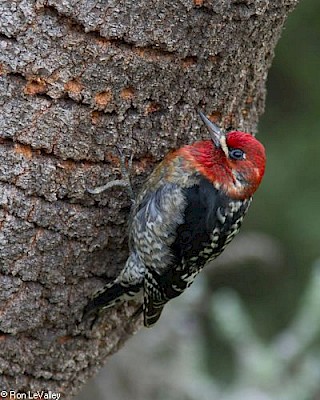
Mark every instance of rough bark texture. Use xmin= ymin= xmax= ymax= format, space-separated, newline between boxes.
xmin=0 ymin=0 xmax=297 ymax=398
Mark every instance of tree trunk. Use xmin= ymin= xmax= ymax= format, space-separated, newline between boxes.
xmin=0 ymin=0 xmax=298 ymax=398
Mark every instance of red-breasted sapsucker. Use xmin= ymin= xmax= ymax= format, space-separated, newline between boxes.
xmin=85 ymin=112 xmax=266 ymax=327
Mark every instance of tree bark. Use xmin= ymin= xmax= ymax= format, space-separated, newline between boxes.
xmin=0 ymin=0 xmax=298 ymax=398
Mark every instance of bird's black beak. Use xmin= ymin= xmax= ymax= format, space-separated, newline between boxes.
xmin=199 ymin=111 xmax=224 ymax=148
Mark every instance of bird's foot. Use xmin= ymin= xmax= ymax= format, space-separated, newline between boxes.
xmin=87 ymin=146 xmax=135 ymax=201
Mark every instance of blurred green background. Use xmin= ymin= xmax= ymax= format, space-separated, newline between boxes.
xmin=78 ymin=1 xmax=320 ymax=399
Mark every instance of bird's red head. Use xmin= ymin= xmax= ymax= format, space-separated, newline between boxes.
xmin=179 ymin=113 xmax=266 ymax=200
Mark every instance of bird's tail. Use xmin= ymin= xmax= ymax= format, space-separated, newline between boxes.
xmin=83 ymin=252 xmax=145 ymax=320
xmin=83 ymin=280 xmax=127 ymax=318
xmin=143 ymin=296 xmax=165 ymax=327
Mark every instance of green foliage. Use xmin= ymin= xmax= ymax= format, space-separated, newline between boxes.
xmin=208 ymin=260 xmax=320 ymax=399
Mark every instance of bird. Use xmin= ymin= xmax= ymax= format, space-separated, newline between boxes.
xmin=84 ymin=112 xmax=266 ymax=327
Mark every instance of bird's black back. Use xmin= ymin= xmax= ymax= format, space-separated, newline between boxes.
xmin=172 ymin=177 xmax=221 ymax=260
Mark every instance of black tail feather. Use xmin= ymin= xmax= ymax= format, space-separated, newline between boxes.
xmin=83 ymin=281 xmax=142 ymax=319
xmin=83 ymin=282 xmax=126 ymax=318
xmin=143 ymin=297 xmax=165 ymax=328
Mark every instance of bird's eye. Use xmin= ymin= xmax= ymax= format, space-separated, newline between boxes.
xmin=229 ymin=148 xmax=245 ymax=160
